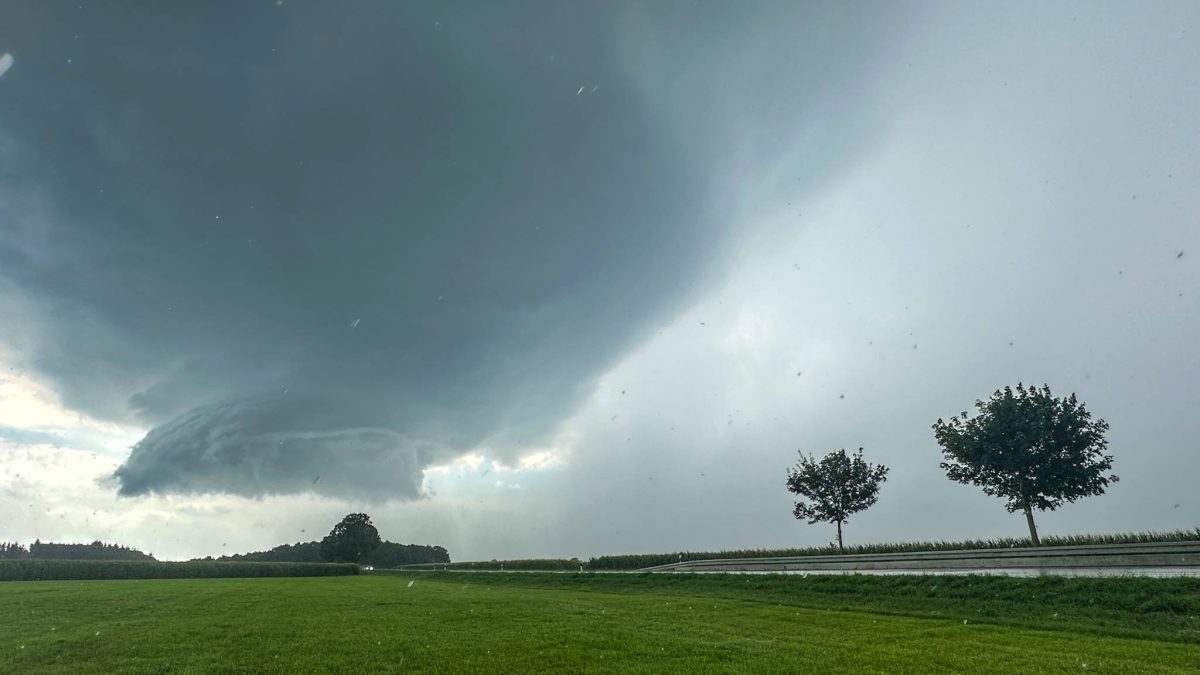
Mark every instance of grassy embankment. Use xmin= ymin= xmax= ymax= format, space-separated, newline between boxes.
xmin=397 ymin=570 xmax=1200 ymax=645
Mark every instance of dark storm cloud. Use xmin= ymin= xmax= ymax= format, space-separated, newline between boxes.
xmin=0 ymin=1 xmax=902 ymax=498
xmin=112 ymin=397 xmax=441 ymax=499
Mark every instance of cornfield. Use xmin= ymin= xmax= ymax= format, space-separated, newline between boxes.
xmin=400 ymin=558 xmax=584 ymax=571
xmin=0 ymin=559 xmax=361 ymax=581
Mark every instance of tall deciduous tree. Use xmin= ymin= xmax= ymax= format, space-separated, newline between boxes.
xmin=320 ymin=513 xmax=382 ymax=563
xmin=933 ymin=383 xmax=1116 ymax=545
xmin=786 ymin=448 xmax=889 ymax=552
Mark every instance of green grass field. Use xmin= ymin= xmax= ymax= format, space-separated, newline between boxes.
xmin=2 ymin=573 xmax=1197 ymax=673
xmin=405 ymin=571 xmax=1200 ymax=644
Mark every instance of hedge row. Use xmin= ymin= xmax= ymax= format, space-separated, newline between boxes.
xmin=399 ymin=528 xmax=1200 ymax=571
xmin=0 ymin=559 xmax=361 ymax=581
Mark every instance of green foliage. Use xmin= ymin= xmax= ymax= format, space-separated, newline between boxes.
xmin=0 ymin=559 xmax=360 ymax=581
xmin=934 ymin=383 xmax=1116 ymax=522
xmin=402 ymin=558 xmax=583 ymax=571
xmin=0 ymin=540 xmax=153 ymax=561
xmin=201 ymin=540 xmax=449 ymax=567
xmin=786 ymin=447 xmax=889 ymax=550
xmin=207 ymin=541 xmax=324 ymax=563
xmin=366 ymin=541 xmax=450 ymax=567
xmin=320 ymin=513 xmax=382 ymax=563
xmin=0 ymin=543 xmax=28 ymax=559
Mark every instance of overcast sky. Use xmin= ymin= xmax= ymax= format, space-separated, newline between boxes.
xmin=1 ymin=1 xmax=1198 ymax=561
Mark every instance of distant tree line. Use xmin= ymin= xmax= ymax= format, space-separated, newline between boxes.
xmin=196 ymin=522 xmax=449 ymax=568
xmin=201 ymin=540 xmax=449 ymax=567
xmin=368 ymin=541 xmax=451 ymax=567
xmin=204 ymin=541 xmax=325 ymax=563
xmin=0 ymin=520 xmax=446 ymax=568
xmin=0 ymin=540 xmax=155 ymax=561
xmin=312 ymin=513 xmax=449 ymax=566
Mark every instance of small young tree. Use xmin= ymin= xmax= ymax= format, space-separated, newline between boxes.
xmin=933 ymin=383 xmax=1116 ymax=545
xmin=320 ymin=513 xmax=382 ymax=563
xmin=786 ymin=448 xmax=889 ymax=552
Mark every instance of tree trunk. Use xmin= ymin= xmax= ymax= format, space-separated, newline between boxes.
xmin=1022 ymin=503 xmax=1040 ymax=546
xmin=836 ymin=520 xmax=844 ymax=552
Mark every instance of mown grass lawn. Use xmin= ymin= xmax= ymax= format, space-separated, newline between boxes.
xmin=404 ymin=570 xmax=1200 ymax=644
xmin=1 ymin=574 xmax=1196 ymax=673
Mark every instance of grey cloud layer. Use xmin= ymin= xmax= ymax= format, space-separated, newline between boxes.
xmin=0 ymin=2 xmax=901 ymax=498
xmin=112 ymin=398 xmax=441 ymax=499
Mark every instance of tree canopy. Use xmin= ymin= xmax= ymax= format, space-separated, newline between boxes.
xmin=785 ymin=448 xmax=889 ymax=552
xmin=0 ymin=541 xmax=154 ymax=561
xmin=208 ymin=539 xmax=449 ymax=566
xmin=319 ymin=513 xmax=382 ymax=563
xmin=933 ymin=383 xmax=1116 ymax=545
